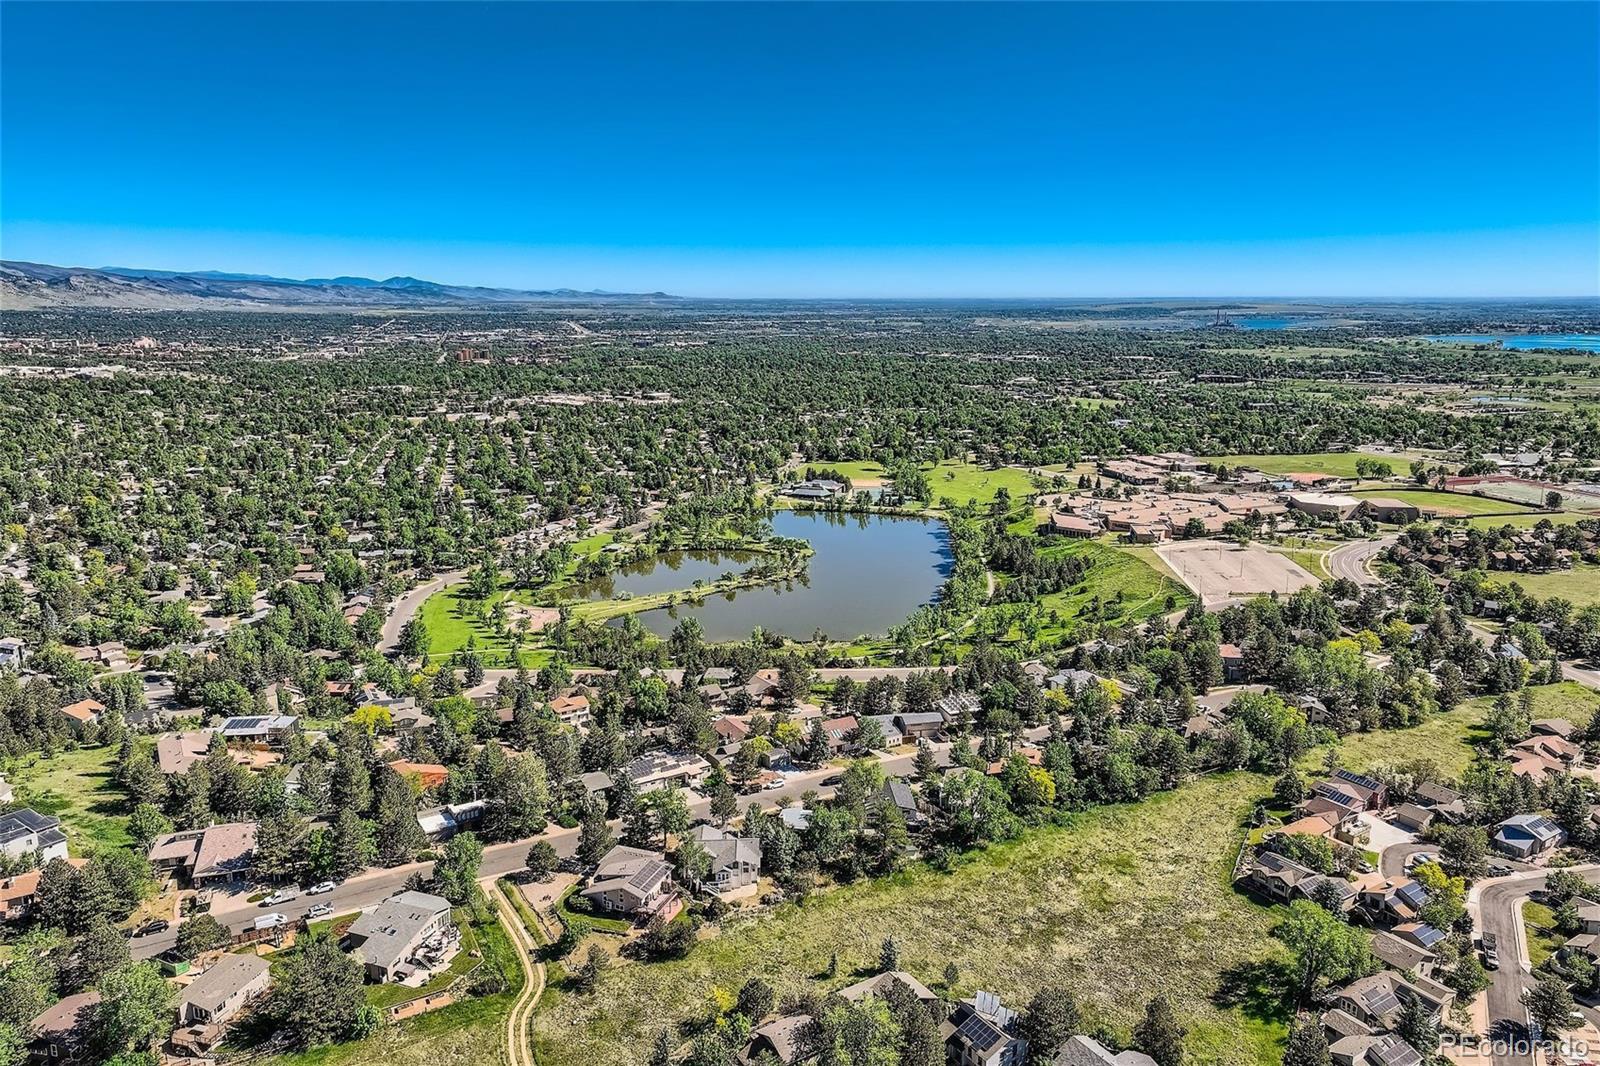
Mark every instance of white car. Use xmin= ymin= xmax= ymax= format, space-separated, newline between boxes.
xmin=307 ymin=903 xmax=333 ymax=920
xmin=307 ymin=881 xmax=337 ymax=895
xmin=261 ymin=888 xmax=299 ymax=907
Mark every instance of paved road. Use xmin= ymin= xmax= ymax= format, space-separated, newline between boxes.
xmin=129 ymin=726 xmax=1044 ymax=961
xmin=1326 ymin=535 xmax=1397 ymax=586
xmin=1379 ymin=839 xmax=1437 ymax=879
xmin=378 ymin=569 xmax=467 ymax=653
xmin=1470 ymin=865 xmax=1600 ymax=1064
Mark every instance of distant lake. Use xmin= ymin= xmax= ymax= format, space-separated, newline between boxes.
xmin=617 ymin=510 xmax=952 ymax=642
xmin=1426 ymin=333 xmax=1600 ymax=352
xmin=1236 ymin=316 xmax=1320 ymax=330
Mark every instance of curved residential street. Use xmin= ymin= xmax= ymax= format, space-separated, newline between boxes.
xmin=1326 ymin=535 xmax=1396 ymax=587
xmin=379 ymin=568 xmax=468 ymax=653
xmin=1469 ymin=865 xmax=1600 ymax=1065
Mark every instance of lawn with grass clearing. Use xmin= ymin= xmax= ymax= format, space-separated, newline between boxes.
xmin=1027 ymin=541 xmax=1194 ymax=643
xmin=1204 ymin=452 xmax=1442 ymax=478
xmin=1348 ymin=488 xmax=1538 ymax=517
xmin=5 ymin=743 xmax=130 ymax=853
xmin=821 ymin=460 xmax=1039 ymax=507
xmin=1466 ymin=512 xmax=1592 ymax=530
xmin=1491 ymin=563 xmax=1600 ymax=609
xmin=1522 ymin=901 xmax=1564 ymax=968
xmin=532 ymin=772 xmax=1290 ymax=1066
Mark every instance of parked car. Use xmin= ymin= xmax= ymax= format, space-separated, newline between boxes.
xmin=132 ymin=919 xmax=170 ymax=938
xmin=1488 ymin=864 xmax=1514 ymax=878
xmin=1481 ymin=931 xmax=1499 ymax=970
xmin=262 ymin=888 xmax=299 ymax=907
xmin=307 ymin=880 xmax=337 ymax=895
xmin=307 ymin=903 xmax=333 ymax=919
xmin=254 ymin=912 xmax=289 ymax=931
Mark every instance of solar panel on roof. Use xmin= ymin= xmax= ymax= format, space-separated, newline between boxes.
xmin=1362 ymin=989 xmax=1403 ymax=1016
xmin=1529 ymin=815 xmax=1560 ymax=834
xmin=627 ymin=861 xmax=668 ymax=890
xmin=955 ymin=1013 xmax=1003 ymax=1051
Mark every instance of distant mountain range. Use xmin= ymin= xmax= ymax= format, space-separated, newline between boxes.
xmin=0 ymin=260 xmax=677 ymax=310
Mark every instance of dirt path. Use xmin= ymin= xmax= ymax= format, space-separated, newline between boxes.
xmin=493 ymin=881 xmax=545 ymax=1066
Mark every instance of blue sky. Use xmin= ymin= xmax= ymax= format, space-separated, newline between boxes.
xmin=3 ymin=2 xmax=1596 ymax=297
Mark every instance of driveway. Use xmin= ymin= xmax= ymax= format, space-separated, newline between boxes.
xmin=1357 ymin=811 xmax=1416 ymax=854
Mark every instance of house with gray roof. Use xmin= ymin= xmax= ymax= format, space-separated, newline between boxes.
xmin=1492 ymin=814 xmax=1567 ymax=859
xmin=178 ymin=951 xmax=272 ymax=1027
xmin=0 ymin=809 xmax=67 ymax=863
xmin=344 ymin=890 xmax=455 ymax=983
xmin=687 ymin=824 xmax=762 ymax=898
xmin=581 ymin=844 xmax=675 ymax=918
xmin=1052 ymin=1035 xmax=1158 ymax=1066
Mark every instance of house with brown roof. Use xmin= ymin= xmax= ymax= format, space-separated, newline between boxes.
xmin=59 ymin=698 xmax=104 ymax=736
xmin=27 ymin=991 xmax=100 ymax=1063
xmin=0 ymin=859 xmax=85 ymax=922
xmin=743 ymin=1014 xmax=814 ymax=1065
xmin=147 ymin=822 xmax=258 ymax=887
xmin=156 ymin=729 xmax=215 ymax=775
xmin=389 ymin=760 xmax=448 ymax=790
xmin=177 ymin=951 xmax=272 ymax=1029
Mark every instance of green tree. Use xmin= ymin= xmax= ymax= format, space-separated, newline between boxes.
xmin=1527 ymin=974 xmax=1576 ymax=1037
xmin=1132 ymin=994 xmax=1185 ymax=1066
xmin=92 ymin=962 xmax=174 ymax=1058
xmin=175 ymin=913 xmax=231 ymax=959
xmin=525 ymin=840 xmax=559 ymax=880
xmin=436 ymin=832 xmax=484 ymax=906
xmin=1017 ymin=985 xmax=1080 ymax=1062
xmin=272 ymin=932 xmax=369 ymax=1048
xmin=1282 ymin=1022 xmax=1331 ymax=1066
xmin=1275 ymin=900 xmax=1374 ymax=1002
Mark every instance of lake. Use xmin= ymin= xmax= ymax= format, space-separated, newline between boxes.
xmin=1425 ymin=333 xmax=1600 ymax=352
xmin=571 ymin=548 xmax=756 ymax=601
xmin=612 ymin=510 xmax=952 ymax=642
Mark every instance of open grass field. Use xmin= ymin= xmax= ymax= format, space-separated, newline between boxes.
xmin=1030 ymin=541 xmax=1194 ymax=641
xmin=822 ymin=460 xmax=1040 ymax=507
xmin=5 ymin=743 xmax=130 ymax=853
xmin=1490 ymin=563 xmax=1600 ymax=609
xmin=1348 ymin=487 xmax=1538 ymax=517
xmin=1203 ymin=452 xmax=1441 ymax=478
xmin=1466 ymin=511 xmax=1592 ymax=530
xmin=531 ymin=772 xmax=1289 ymax=1066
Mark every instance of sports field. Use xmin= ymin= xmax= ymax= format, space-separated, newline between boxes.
xmin=1204 ymin=451 xmax=1441 ymax=478
xmin=1348 ymin=488 xmax=1537 ymax=518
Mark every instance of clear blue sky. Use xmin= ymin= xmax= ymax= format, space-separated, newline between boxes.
xmin=3 ymin=2 xmax=1596 ymax=297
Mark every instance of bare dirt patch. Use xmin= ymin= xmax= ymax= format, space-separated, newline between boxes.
xmin=1154 ymin=540 xmax=1319 ymax=608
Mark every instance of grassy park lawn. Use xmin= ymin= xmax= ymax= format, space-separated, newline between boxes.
xmin=1522 ymin=902 xmax=1564 ymax=968
xmin=1026 ymin=541 xmax=1193 ymax=643
xmin=822 ymin=460 xmax=1039 ymax=507
xmin=1348 ymin=487 xmax=1538 ymax=517
xmin=532 ymin=772 xmax=1290 ymax=1066
xmin=1204 ymin=452 xmax=1439 ymax=478
xmin=1493 ymin=563 xmax=1600 ymax=609
xmin=5 ymin=743 xmax=130 ymax=852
